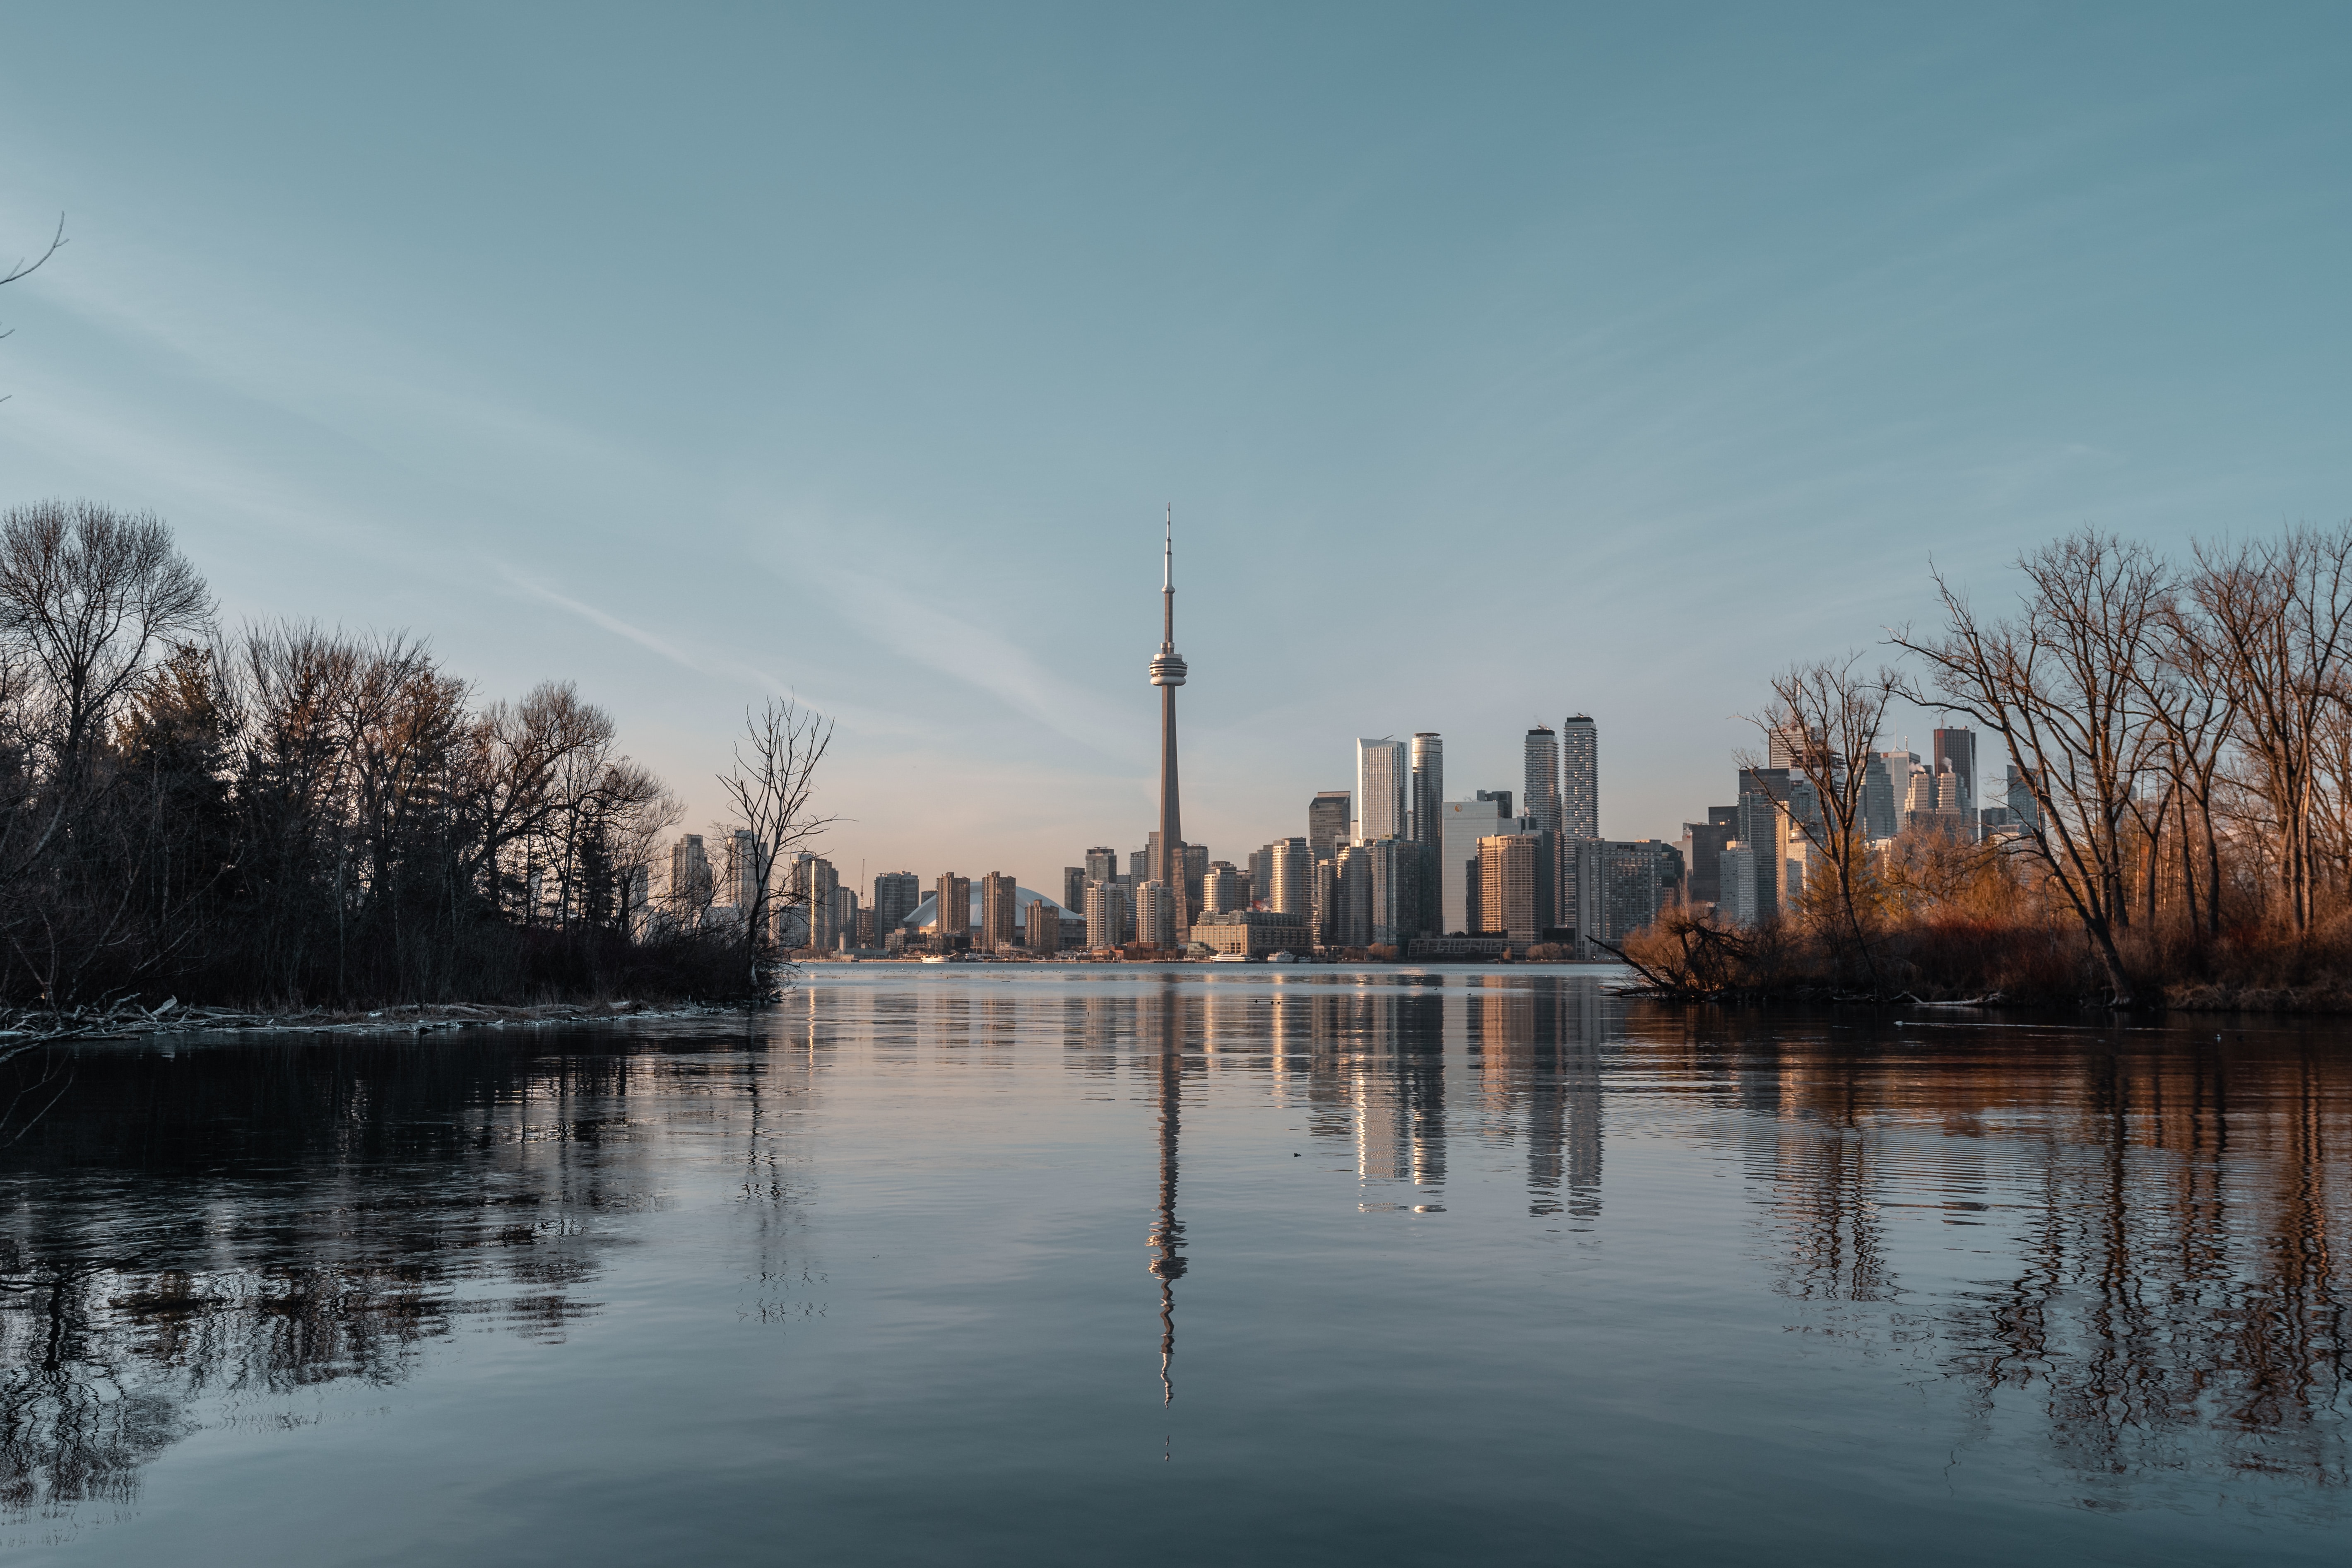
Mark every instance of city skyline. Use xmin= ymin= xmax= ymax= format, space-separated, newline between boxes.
xmin=7 ymin=10 xmax=2349 ymax=885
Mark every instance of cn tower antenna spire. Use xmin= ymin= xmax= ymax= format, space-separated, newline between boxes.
xmin=1162 ymin=503 xmax=1174 ymax=643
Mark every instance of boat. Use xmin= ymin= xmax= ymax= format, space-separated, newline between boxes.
xmin=1267 ymin=951 xmax=1298 ymax=964
xmin=1208 ymin=953 xmax=1260 ymax=963
xmin=920 ymin=954 xmax=950 ymax=964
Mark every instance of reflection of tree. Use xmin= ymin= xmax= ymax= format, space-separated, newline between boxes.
xmin=1943 ymin=1043 xmax=2351 ymax=1487
xmin=0 ymin=1031 xmax=738 ymax=1518
xmin=1631 ymin=1004 xmax=2352 ymax=1491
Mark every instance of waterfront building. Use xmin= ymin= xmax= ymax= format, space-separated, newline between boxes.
xmin=1312 ymin=855 xmax=1338 ymax=945
xmin=1246 ymin=847 xmax=1268 ymax=905
xmin=873 ymin=871 xmax=922 ymax=935
xmin=1084 ymin=879 xmax=1128 ymax=951
xmin=1523 ymin=727 xmax=1560 ymax=836
xmin=2005 ymin=764 xmax=2041 ymax=829
xmin=1267 ymin=837 xmax=1314 ymax=916
xmin=669 ymin=833 xmax=713 ymax=912
xmin=1718 ymin=844 xmax=1761 ymax=925
xmin=1085 ymin=847 xmax=1119 ymax=886
xmin=1026 ymin=896 xmax=1061 ymax=955
xmin=1201 ymin=861 xmax=1248 ymax=915
xmin=934 ymin=873 xmax=971 ymax=942
xmin=1355 ymin=739 xmax=1408 ymax=843
xmin=1191 ymin=908 xmax=1314 ymax=958
xmin=980 ymin=872 xmax=1018 ymax=951
xmin=1934 ymin=728 xmax=1977 ymax=819
xmin=1363 ymin=836 xmax=1428 ymax=948
xmin=1329 ymin=845 xmax=1373 ymax=949
xmin=1679 ymin=807 xmax=1736 ymax=910
xmin=1136 ymin=879 xmax=1178 ymax=949
xmin=1307 ymin=790 xmax=1351 ymax=860
xmin=1574 ymin=841 xmax=1683 ymax=958
xmin=1438 ymin=797 xmax=1508 ymax=934
xmin=1862 ymin=754 xmax=1902 ymax=842
xmin=1560 ymin=715 xmax=1597 ymax=839
xmin=788 ymin=854 xmax=839 ymax=950
xmin=1477 ymin=834 xmax=1540 ymax=952
xmin=722 ymin=829 xmax=762 ymax=916
xmin=1063 ymin=866 xmax=1087 ymax=918
xmin=1147 ymin=508 xmax=1194 ymax=943
xmin=1409 ymin=734 xmax=1444 ymax=845
xmin=1735 ymin=768 xmax=1792 ymax=924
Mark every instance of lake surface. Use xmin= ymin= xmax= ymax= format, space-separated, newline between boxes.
xmin=1 ymin=967 xmax=2347 ymax=1564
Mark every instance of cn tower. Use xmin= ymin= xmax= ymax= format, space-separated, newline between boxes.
xmin=1148 ymin=506 xmax=1190 ymax=939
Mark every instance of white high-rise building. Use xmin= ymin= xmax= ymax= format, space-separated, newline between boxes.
xmin=1355 ymin=738 xmax=1409 ymax=843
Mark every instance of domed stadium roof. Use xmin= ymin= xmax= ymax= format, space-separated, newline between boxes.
xmin=898 ymin=886 xmax=1066 ymax=931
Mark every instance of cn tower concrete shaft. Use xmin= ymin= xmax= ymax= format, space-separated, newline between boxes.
xmin=1148 ymin=508 xmax=1189 ymax=939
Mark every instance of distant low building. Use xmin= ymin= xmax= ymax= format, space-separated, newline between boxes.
xmin=1192 ymin=908 xmax=1313 ymax=958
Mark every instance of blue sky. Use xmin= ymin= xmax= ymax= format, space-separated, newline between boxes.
xmin=3 ymin=4 xmax=2348 ymax=894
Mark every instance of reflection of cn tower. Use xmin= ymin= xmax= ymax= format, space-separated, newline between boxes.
xmin=1147 ymin=1001 xmax=1187 ymax=1406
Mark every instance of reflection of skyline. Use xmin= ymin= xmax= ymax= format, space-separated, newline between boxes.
xmin=13 ymin=975 xmax=2347 ymax=1524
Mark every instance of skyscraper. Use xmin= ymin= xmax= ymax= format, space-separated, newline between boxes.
xmin=1409 ymin=733 xmax=1443 ymax=845
xmin=669 ymin=834 xmax=712 ymax=911
xmin=1148 ymin=509 xmax=1192 ymax=942
xmin=1201 ymin=862 xmax=1248 ymax=915
xmin=1478 ymin=834 xmax=1540 ymax=951
xmin=980 ymin=872 xmax=1018 ymax=952
xmin=1085 ymin=879 xmax=1128 ymax=951
xmin=1933 ymin=728 xmax=1976 ymax=812
xmin=1862 ymin=754 xmax=1902 ymax=842
xmin=1355 ymin=739 xmax=1408 ymax=842
xmin=1136 ymin=880 xmax=1177 ymax=949
xmin=1063 ymin=866 xmax=1087 ymax=918
xmin=1523 ymin=727 xmax=1560 ymax=835
xmin=1574 ymin=840 xmax=1683 ymax=958
xmin=934 ymin=872 xmax=970 ymax=944
xmin=1559 ymin=716 xmax=1596 ymax=839
xmin=1363 ymin=836 xmax=1427 ymax=947
xmin=1438 ymin=797 xmax=1508 ymax=935
xmin=874 ymin=871 xmax=922 ymax=934
xmin=1084 ymin=846 xmax=1119 ymax=886
xmin=1307 ymin=791 xmax=1351 ymax=860
xmin=1027 ymin=896 xmax=1062 ymax=954
xmin=1267 ymin=837 xmax=1314 ymax=915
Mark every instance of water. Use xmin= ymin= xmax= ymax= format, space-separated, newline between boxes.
xmin=2 ymin=968 xmax=2346 ymax=1564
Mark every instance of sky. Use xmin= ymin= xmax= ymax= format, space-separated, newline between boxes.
xmin=3 ymin=4 xmax=2350 ymax=898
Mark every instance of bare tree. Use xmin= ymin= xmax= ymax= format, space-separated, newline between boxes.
xmin=1743 ymin=654 xmax=1898 ymax=996
xmin=2139 ymin=607 xmax=2236 ymax=937
xmin=0 ymin=215 xmax=64 ymax=402
xmin=715 ymin=698 xmax=835 ymax=994
xmin=0 ymin=501 xmax=213 ymax=779
xmin=2178 ymin=525 xmax=2352 ymax=932
xmin=1892 ymin=532 xmax=2169 ymax=1005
